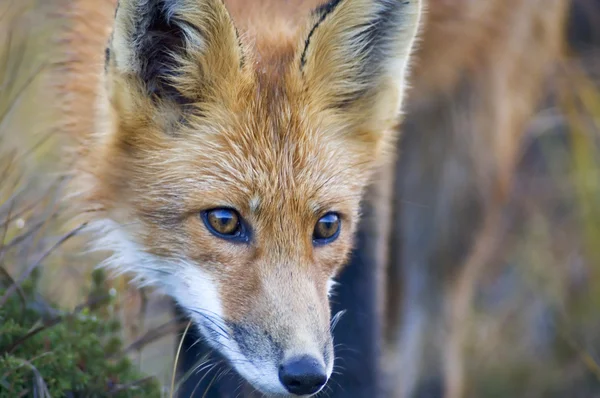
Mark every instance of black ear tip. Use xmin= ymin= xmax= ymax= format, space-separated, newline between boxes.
xmin=312 ymin=0 xmax=344 ymax=18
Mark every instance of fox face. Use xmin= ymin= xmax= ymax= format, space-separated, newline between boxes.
xmin=81 ymin=0 xmax=421 ymax=395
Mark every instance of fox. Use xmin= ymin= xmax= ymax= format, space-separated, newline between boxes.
xmin=51 ymin=0 xmax=570 ymax=397
xmin=57 ymin=0 xmax=422 ymax=396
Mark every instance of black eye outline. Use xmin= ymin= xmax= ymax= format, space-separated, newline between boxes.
xmin=201 ymin=208 xmax=251 ymax=243
xmin=313 ymin=212 xmax=341 ymax=246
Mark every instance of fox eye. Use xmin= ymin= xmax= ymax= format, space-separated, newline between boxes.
xmin=313 ymin=212 xmax=341 ymax=245
xmin=202 ymin=208 xmax=248 ymax=242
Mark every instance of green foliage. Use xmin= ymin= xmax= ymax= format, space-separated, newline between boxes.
xmin=0 ymin=269 xmax=162 ymax=397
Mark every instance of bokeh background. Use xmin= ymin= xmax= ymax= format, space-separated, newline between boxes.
xmin=1 ymin=0 xmax=600 ymax=397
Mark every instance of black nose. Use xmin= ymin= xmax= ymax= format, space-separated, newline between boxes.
xmin=278 ymin=356 xmax=327 ymax=395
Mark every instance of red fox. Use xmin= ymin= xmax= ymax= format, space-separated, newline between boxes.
xmin=59 ymin=0 xmax=422 ymax=396
xmin=53 ymin=0 xmax=569 ymax=397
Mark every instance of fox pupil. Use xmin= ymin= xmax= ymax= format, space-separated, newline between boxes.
xmin=313 ymin=213 xmax=341 ymax=243
xmin=207 ymin=208 xmax=240 ymax=236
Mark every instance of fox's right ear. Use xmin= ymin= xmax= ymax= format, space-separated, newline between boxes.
xmin=107 ymin=0 xmax=243 ymax=108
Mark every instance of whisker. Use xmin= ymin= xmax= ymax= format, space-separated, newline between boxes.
xmin=330 ymin=309 xmax=347 ymax=332
xmin=189 ymin=361 xmax=221 ymax=398
xmin=202 ymin=365 xmax=225 ymax=398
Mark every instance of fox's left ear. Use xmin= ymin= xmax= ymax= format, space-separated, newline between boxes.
xmin=298 ymin=0 xmax=422 ymax=136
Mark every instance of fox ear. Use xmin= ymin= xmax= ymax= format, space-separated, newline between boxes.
xmin=298 ymin=0 xmax=422 ymax=133
xmin=108 ymin=0 xmax=243 ymax=105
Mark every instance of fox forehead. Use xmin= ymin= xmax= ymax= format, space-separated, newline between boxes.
xmin=113 ymin=72 xmax=371 ymax=212
xmin=117 ymin=118 xmax=367 ymax=226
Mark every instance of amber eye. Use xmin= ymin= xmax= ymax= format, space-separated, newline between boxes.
xmin=313 ymin=212 xmax=341 ymax=245
xmin=202 ymin=208 xmax=248 ymax=242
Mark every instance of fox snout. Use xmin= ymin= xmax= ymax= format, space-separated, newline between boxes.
xmin=185 ymin=267 xmax=335 ymax=397
xmin=225 ymin=321 xmax=332 ymax=396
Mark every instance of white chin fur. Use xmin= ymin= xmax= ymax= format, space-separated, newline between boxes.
xmin=86 ymin=219 xmax=292 ymax=396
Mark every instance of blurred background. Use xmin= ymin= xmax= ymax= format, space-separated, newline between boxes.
xmin=1 ymin=0 xmax=600 ymax=397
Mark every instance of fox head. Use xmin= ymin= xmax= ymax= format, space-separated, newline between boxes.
xmin=82 ymin=0 xmax=421 ymax=395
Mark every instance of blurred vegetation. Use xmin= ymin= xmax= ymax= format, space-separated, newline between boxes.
xmin=0 ymin=269 xmax=162 ymax=397
xmin=1 ymin=0 xmax=600 ymax=397
xmin=0 ymin=1 xmax=176 ymax=396
xmin=463 ymin=45 xmax=600 ymax=398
